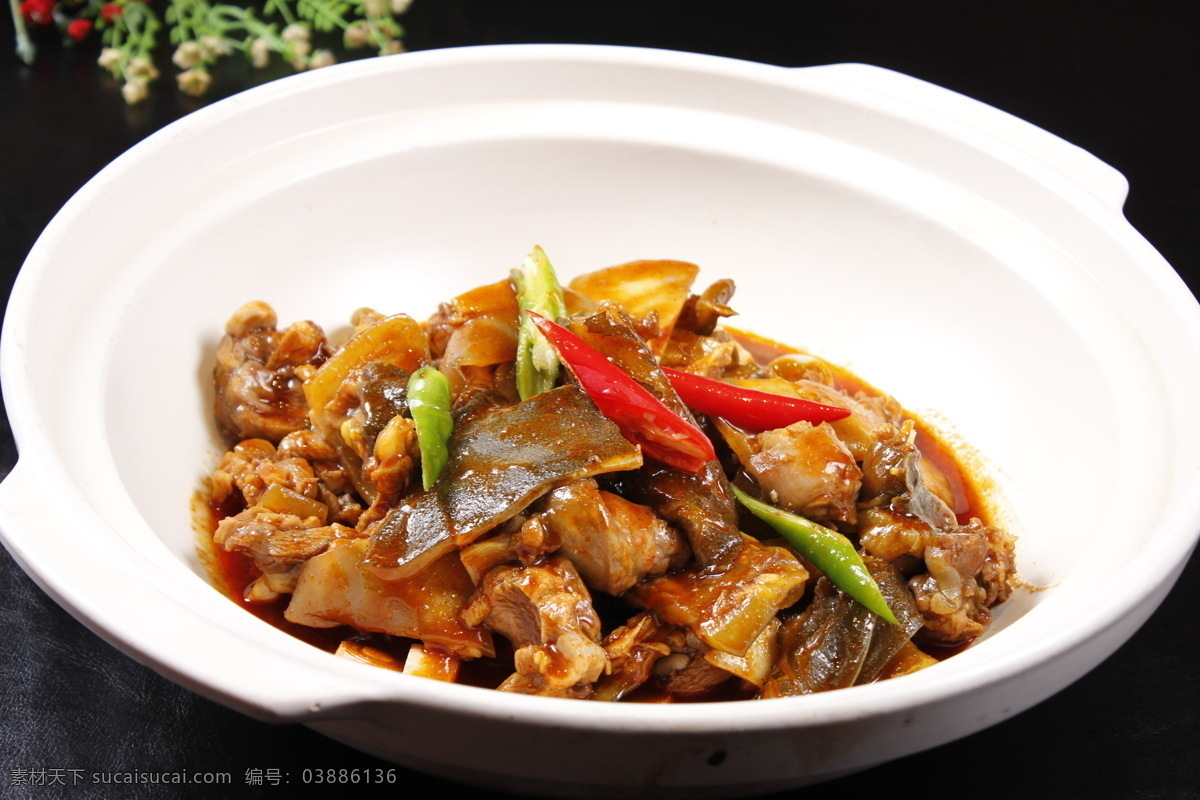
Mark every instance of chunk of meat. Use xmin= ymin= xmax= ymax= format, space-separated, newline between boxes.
xmin=355 ymin=412 xmax=420 ymax=529
xmin=629 ymin=537 xmax=807 ymax=658
xmin=364 ymin=385 xmax=642 ymax=581
xmin=286 ymin=539 xmax=493 ymax=659
xmin=568 ymin=307 xmax=748 ymax=566
xmin=651 ymin=628 xmax=733 ymax=696
xmin=594 ymin=612 xmax=776 ymax=700
xmin=214 ymin=505 xmax=360 ymax=597
xmin=674 ymin=278 xmax=737 ymax=336
xmin=302 ymin=315 xmax=429 ymax=502
xmin=214 ymin=301 xmax=328 ymax=443
xmin=855 ymin=423 xmax=1015 ymax=644
xmin=721 ymin=376 xmax=897 ymax=462
xmin=630 ymin=462 xmax=745 ymax=567
xmin=462 ymin=556 xmax=608 ymax=698
xmin=209 ymin=438 xmax=320 ymax=508
xmin=592 ymin=613 xmax=672 ymax=702
xmin=857 ymin=421 xmax=958 ymax=563
xmin=660 ymin=328 xmax=756 ymax=379
xmin=859 ymin=421 xmax=956 ymax=528
xmin=276 ymin=429 xmax=364 ymax=526
xmin=908 ymin=520 xmax=1016 ymax=644
xmin=532 ymin=479 xmax=690 ymax=595
xmin=716 ymin=419 xmax=862 ymax=527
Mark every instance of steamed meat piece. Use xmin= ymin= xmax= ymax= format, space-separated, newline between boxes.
xmin=462 ymin=556 xmax=608 ymax=698
xmin=364 ymin=385 xmax=642 ymax=581
xmin=215 ymin=506 xmax=360 ymax=597
xmin=321 ymin=361 xmax=422 ymax=527
xmin=286 ymin=539 xmax=493 ymax=659
xmin=908 ymin=520 xmax=1016 ymax=644
xmin=212 ymin=435 xmax=363 ymax=528
xmin=717 ymin=419 xmax=862 ymax=527
xmin=214 ymin=301 xmax=327 ymax=443
xmin=532 ymin=479 xmax=690 ymax=595
xmin=629 ymin=536 xmax=807 ymax=657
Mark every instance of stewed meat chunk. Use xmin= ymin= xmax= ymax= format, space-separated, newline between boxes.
xmin=533 ymin=478 xmax=690 ymax=595
xmin=214 ymin=301 xmax=327 ymax=442
xmin=462 ymin=556 xmax=608 ymax=698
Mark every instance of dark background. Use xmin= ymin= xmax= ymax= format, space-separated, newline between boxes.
xmin=2 ymin=2 xmax=1197 ymax=798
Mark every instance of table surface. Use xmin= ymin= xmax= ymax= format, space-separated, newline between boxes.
xmin=2 ymin=2 xmax=1198 ymax=798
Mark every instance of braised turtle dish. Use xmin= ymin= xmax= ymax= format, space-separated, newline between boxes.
xmin=203 ymin=248 xmax=1017 ymax=701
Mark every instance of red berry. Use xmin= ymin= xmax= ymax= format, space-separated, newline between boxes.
xmin=66 ymin=17 xmax=93 ymax=41
xmin=19 ymin=0 xmax=56 ymax=25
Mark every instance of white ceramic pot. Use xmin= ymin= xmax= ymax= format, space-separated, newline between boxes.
xmin=3 ymin=45 xmax=1198 ymax=797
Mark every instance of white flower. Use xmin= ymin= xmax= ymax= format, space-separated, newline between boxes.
xmin=380 ymin=39 xmax=406 ymax=56
xmin=172 ymin=41 xmax=205 ymax=70
xmin=391 ymin=0 xmax=413 ymax=14
xmin=249 ymin=37 xmax=271 ymax=69
xmin=288 ymin=41 xmax=312 ymax=71
xmin=122 ymin=78 xmax=149 ymax=105
xmin=344 ymin=21 xmax=369 ymax=49
xmin=287 ymin=39 xmax=312 ymax=68
xmin=127 ymin=56 xmax=159 ymax=80
xmin=176 ymin=69 xmax=213 ymax=98
xmin=198 ymin=35 xmax=229 ymax=59
xmin=308 ymin=49 xmax=336 ymax=70
xmin=281 ymin=23 xmax=311 ymax=43
xmin=97 ymin=47 xmax=121 ymax=71
xmin=364 ymin=0 xmax=386 ymax=17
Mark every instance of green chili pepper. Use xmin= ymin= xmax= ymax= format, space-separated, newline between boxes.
xmin=512 ymin=245 xmax=566 ymax=399
xmin=407 ymin=365 xmax=454 ymax=491
xmin=731 ymin=485 xmax=898 ymax=624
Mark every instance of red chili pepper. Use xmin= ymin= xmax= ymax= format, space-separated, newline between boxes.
xmin=527 ymin=313 xmax=716 ymax=474
xmin=662 ymin=367 xmax=851 ymax=430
